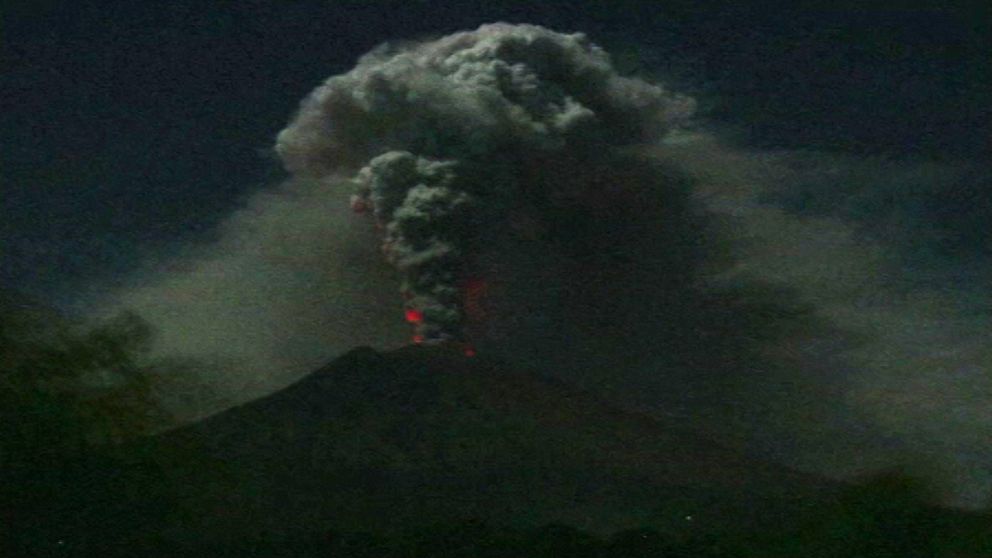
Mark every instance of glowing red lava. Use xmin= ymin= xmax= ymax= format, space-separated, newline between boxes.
xmin=405 ymin=308 xmax=424 ymax=324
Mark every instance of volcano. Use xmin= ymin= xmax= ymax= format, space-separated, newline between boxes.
xmin=16 ymin=345 xmax=842 ymax=554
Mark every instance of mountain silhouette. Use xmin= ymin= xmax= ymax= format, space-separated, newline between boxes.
xmin=19 ymin=344 xmax=841 ymax=554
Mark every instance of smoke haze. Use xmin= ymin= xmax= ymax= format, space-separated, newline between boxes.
xmin=91 ymin=23 xmax=992 ymax=508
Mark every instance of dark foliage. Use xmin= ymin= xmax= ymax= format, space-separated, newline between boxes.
xmin=0 ymin=293 xmax=174 ymax=552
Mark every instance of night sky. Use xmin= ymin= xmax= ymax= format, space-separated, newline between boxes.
xmin=3 ymin=2 xmax=987 ymax=304
xmin=3 ymin=1 xmax=992 ymax=508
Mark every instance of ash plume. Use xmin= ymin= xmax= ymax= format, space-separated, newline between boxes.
xmin=275 ymin=22 xmax=695 ymax=343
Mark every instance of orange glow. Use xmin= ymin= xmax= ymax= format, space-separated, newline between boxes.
xmin=405 ymin=308 xmax=424 ymax=323
xmin=462 ymin=277 xmax=488 ymax=320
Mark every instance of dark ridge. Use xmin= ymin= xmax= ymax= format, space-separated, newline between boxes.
xmin=17 ymin=343 xmax=849 ymax=554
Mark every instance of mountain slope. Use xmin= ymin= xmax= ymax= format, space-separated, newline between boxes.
xmin=26 ymin=345 xmax=840 ymax=552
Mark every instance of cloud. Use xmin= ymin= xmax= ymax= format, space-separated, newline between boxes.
xmin=275 ymin=22 xmax=695 ymax=342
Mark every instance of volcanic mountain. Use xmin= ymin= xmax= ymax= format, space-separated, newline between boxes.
xmin=22 ymin=344 xmax=842 ymax=554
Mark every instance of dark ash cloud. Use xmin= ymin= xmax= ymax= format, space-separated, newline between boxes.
xmin=275 ymin=22 xmax=695 ymax=343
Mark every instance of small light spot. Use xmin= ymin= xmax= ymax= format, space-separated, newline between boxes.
xmin=405 ymin=308 xmax=424 ymax=323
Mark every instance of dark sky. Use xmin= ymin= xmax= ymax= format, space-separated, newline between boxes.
xmin=1 ymin=1 xmax=988 ymax=307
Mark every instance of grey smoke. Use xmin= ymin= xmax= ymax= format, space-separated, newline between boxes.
xmin=275 ymin=22 xmax=695 ymax=342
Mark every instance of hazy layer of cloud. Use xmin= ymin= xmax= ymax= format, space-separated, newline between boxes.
xmin=92 ymin=179 xmax=411 ymax=415
xmin=660 ymin=136 xmax=992 ymax=507
xmin=90 ymin=24 xmax=992 ymax=508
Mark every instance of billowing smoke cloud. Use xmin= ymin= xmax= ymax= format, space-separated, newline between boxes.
xmin=89 ymin=23 xmax=992 ymax=508
xmin=275 ymin=22 xmax=695 ymax=343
